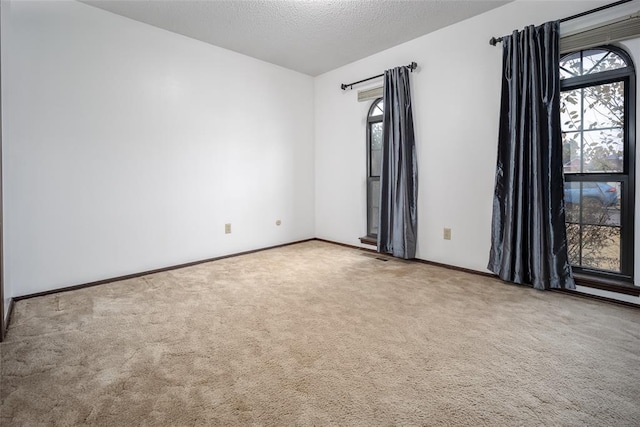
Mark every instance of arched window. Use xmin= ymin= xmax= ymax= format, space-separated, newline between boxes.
xmin=366 ymin=98 xmax=383 ymax=238
xmin=560 ymin=46 xmax=635 ymax=284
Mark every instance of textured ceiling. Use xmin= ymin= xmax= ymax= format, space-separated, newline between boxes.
xmin=81 ymin=0 xmax=511 ymax=76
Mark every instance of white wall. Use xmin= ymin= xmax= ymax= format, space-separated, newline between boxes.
xmin=314 ymin=0 xmax=640 ymax=303
xmin=3 ymin=0 xmax=315 ymax=297
xmin=4 ymin=0 xmax=639 ymax=304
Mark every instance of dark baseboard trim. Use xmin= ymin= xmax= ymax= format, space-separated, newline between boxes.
xmin=314 ymin=238 xmax=638 ymax=309
xmin=314 ymin=238 xmax=496 ymax=278
xmin=9 ymin=237 xmax=639 ymax=315
xmin=315 ymin=238 xmax=378 ymax=253
xmin=14 ymin=238 xmax=315 ymax=302
xmin=0 ymin=303 xmax=3 ymax=343
xmin=3 ymin=297 xmax=15 ymax=339
xmin=412 ymin=258 xmax=497 ymax=278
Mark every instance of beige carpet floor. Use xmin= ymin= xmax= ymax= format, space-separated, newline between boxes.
xmin=1 ymin=240 xmax=639 ymax=426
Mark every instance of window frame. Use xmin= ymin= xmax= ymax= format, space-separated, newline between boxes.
xmin=366 ymin=98 xmax=383 ymax=239
xmin=560 ymin=45 xmax=636 ymax=285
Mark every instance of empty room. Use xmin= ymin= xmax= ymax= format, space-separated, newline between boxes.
xmin=1 ymin=0 xmax=639 ymax=425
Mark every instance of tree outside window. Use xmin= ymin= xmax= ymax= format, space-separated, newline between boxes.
xmin=560 ymin=46 xmax=635 ymax=281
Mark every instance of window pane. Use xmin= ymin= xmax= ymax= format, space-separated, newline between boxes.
xmin=583 ymin=128 xmax=623 ymax=173
xmin=564 ymin=181 xmax=621 ymax=273
xmin=560 ymin=49 xmax=628 ymax=80
xmin=583 ymin=49 xmax=627 ymax=75
xmin=562 ymin=131 xmax=581 ymax=173
xmin=561 ymin=83 xmax=624 ymax=131
xmin=370 ymin=122 xmax=383 ymax=177
xmin=565 ymin=181 xmax=620 ymax=223
xmin=371 ymin=122 xmax=382 ymax=149
xmin=563 ymin=129 xmax=623 ymax=173
xmin=582 ymin=82 xmax=624 ymax=129
xmin=561 ymin=89 xmax=582 ymax=130
xmin=369 ymin=100 xmax=384 ymax=117
xmin=566 ymin=223 xmax=581 ymax=266
xmin=367 ymin=98 xmax=383 ymax=238
xmin=561 ymin=82 xmax=625 ymax=174
xmin=579 ymin=225 xmax=621 ymax=272
xmin=560 ymin=51 xmax=581 ymax=80
xmin=368 ymin=178 xmax=380 ymax=236
xmin=563 ymin=129 xmax=624 ymax=174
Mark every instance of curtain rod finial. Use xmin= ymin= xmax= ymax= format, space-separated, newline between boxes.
xmin=489 ymin=37 xmax=498 ymax=46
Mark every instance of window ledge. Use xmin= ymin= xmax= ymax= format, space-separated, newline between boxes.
xmin=573 ymin=273 xmax=639 ymax=296
xmin=359 ymin=236 xmax=377 ymax=247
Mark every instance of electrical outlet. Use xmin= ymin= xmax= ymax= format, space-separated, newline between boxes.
xmin=443 ymin=228 xmax=452 ymax=240
xmin=225 ymin=223 xmax=231 ymax=234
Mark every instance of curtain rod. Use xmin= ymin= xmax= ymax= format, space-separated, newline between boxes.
xmin=340 ymin=62 xmax=417 ymax=90
xmin=489 ymin=0 xmax=633 ymax=46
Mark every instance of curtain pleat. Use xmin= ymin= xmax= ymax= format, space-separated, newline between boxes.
xmin=378 ymin=66 xmax=418 ymax=259
xmin=488 ymin=21 xmax=575 ymax=290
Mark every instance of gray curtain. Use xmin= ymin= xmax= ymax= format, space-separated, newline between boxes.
xmin=378 ymin=66 xmax=417 ymax=259
xmin=488 ymin=21 xmax=575 ymax=290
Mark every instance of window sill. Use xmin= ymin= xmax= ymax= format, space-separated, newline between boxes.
xmin=572 ymin=273 xmax=639 ymax=296
xmin=359 ymin=236 xmax=377 ymax=247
